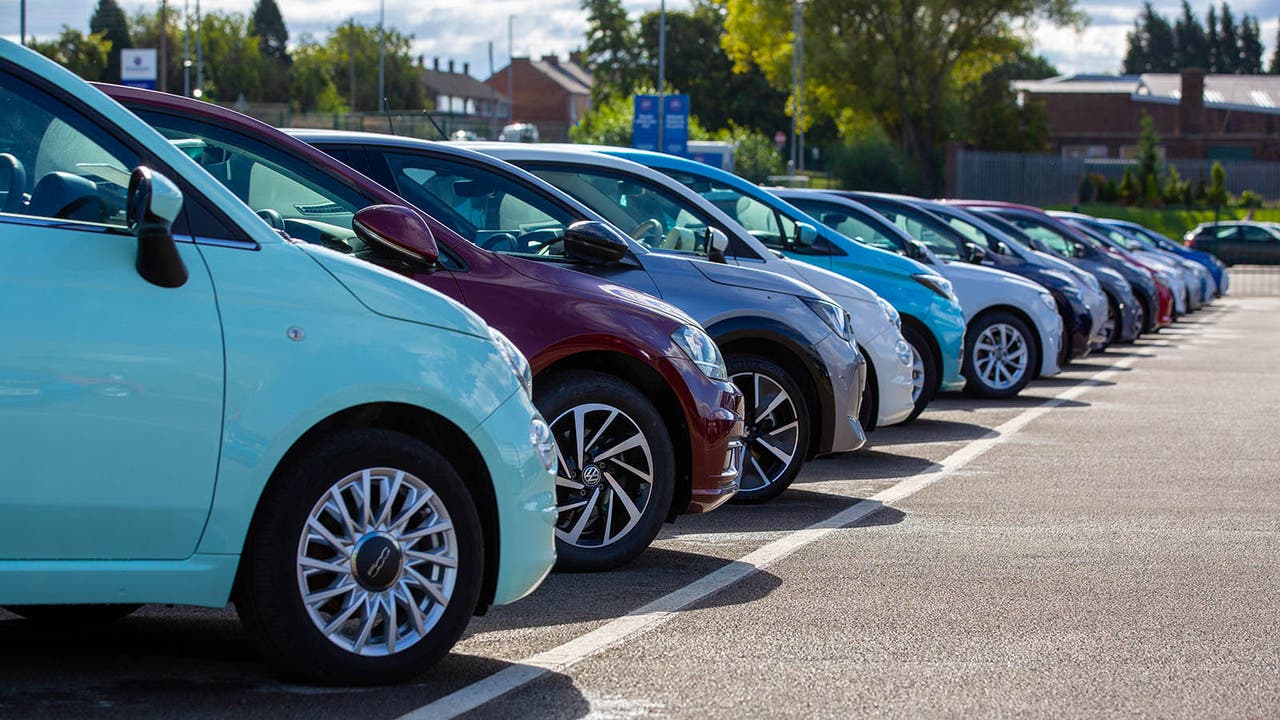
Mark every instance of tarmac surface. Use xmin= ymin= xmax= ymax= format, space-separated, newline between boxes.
xmin=3 ymin=297 xmax=1277 ymax=719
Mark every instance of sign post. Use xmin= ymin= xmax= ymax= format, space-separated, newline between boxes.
xmin=121 ymin=49 xmax=159 ymax=90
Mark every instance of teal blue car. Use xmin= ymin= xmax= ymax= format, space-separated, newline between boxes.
xmin=0 ymin=40 xmax=556 ymax=684
xmin=600 ymin=149 xmax=965 ymax=417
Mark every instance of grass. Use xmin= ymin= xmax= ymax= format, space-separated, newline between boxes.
xmin=1043 ymin=204 xmax=1280 ymax=240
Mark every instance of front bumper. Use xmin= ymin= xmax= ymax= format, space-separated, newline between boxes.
xmin=815 ymin=333 xmax=868 ymax=455
xmin=1029 ymin=298 xmax=1063 ymax=377
xmin=663 ymin=356 xmax=744 ymax=515
xmin=475 ymin=390 xmax=558 ymax=607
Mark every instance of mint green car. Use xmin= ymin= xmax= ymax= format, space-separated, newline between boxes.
xmin=0 ymin=40 xmax=556 ymax=684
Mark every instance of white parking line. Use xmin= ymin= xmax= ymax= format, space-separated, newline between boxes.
xmin=397 ymin=355 xmax=1141 ymax=720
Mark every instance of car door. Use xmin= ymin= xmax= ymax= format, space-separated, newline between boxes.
xmin=0 ymin=66 xmax=223 ymax=560
xmin=1239 ymin=225 xmax=1280 ymax=264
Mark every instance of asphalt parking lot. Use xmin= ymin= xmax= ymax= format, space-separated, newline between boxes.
xmin=3 ymin=297 xmax=1277 ymax=719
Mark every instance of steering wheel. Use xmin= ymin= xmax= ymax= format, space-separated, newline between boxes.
xmin=630 ymin=218 xmax=664 ymax=245
xmin=0 ymin=153 xmax=28 ymax=213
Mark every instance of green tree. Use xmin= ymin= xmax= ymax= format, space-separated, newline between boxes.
xmin=721 ymin=0 xmax=1084 ymax=195
xmin=1207 ymin=161 xmax=1227 ymax=207
xmin=1123 ymin=2 xmax=1177 ymax=73
xmin=129 ymin=7 xmax=185 ymax=93
xmin=327 ymin=21 xmax=425 ymax=111
xmin=1136 ymin=112 xmax=1161 ymax=190
xmin=197 ymin=13 xmax=265 ymax=102
xmin=1206 ymin=6 xmax=1221 ymax=71
xmin=250 ymin=0 xmax=291 ymax=101
xmin=721 ymin=126 xmax=785 ymax=183
xmin=1238 ymin=15 xmax=1263 ymax=74
xmin=581 ymin=0 xmax=644 ymax=104
xmin=636 ymin=1 xmax=789 ymax=136
xmin=288 ymin=38 xmax=346 ymax=112
xmin=1173 ymin=1 xmax=1208 ymax=70
xmin=961 ymin=46 xmax=1053 ymax=151
xmin=28 ymin=27 xmax=112 ymax=81
xmin=89 ymin=0 xmax=132 ymax=82
xmin=1271 ymin=16 xmax=1280 ymax=73
xmin=1217 ymin=3 xmax=1240 ymax=72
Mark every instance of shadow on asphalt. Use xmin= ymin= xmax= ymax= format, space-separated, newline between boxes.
xmin=463 ymin=670 xmax=593 ymax=720
xmin=1034 ymin=376 xmax=1116 ymax=388
xmin=932 ymin=393 xmax=1091 ymax=411
xmin=870 ymin=418 xmax=999 ymax=446
xmin=809 ymin=449 xmax=939 ymax=480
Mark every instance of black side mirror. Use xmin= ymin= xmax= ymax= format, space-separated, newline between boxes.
xmin=706 ymin=227 xmax=729 ymax=264
xmin=907 ymin=240 xmax=930 ymax=261
xmin=353 ymin=205 xmax=440 ymax=265
xmin=563 ymin=220 xmax=630 ymax=265
xmin=994 ymin=240 xmax=1011 ymax=255
xmin=963 ymin=241 xmax=989 ymax=264
xmin=1072 ymin=243 xmax=1090 ymax=259
xmin=128 ymin=166 xmax=188 ymax=288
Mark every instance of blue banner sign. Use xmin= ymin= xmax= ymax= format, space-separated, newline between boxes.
xmin=633 ymin=94 xmax=689 ymax=156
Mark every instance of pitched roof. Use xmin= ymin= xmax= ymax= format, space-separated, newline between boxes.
xmin=423 ymin=68 xmax=509 ymax=103
xmin=1014 ymin=73 xmax=1280 ymax=115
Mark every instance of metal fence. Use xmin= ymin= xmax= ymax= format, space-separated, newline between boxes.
xmin=951 ymin=149 xmax=1280 ymax=206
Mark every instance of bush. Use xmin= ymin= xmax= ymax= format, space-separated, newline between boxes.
xmin=1077 ymin=174 xmax=1095 ymax=204
xmin=1098 ymin=178 xmax=1121 ymax=203
xmin=1161 ymin=166 xmax=1191 ymax=207
xmin=729 ymin=129 xmax=785 ymax=184
xmin=827 ymin=134 xmax=905 ymax=192
xmin=1142 ymin=174 xmax=1161 ymax=208
xmin=1206 ymin=161 xmax=1228 ymax=207
xmin=1238 ymin=189 xmax=1263 ymax=209
xmin=1119 ymin=168 xmax=1142 ymax=205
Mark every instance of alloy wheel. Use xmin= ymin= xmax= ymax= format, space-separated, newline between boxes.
xmin=973 ymin=323 xmax=1030 ymax=391
xmin=550 ymin=403 xmax=654 ymax=549
xmin=909 ymin=344 xmax=926 ymax=403
xmin=295 ymin=467 xmax=459 ymax=657
xmin=732 ymin=371 xmax=802 ymax=494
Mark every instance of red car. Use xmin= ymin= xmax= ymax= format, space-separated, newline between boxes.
xmin=102 ymin=84 xmax=744 ymax=573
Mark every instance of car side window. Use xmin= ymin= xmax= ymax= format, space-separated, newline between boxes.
xmin=382 ymin=152 xmax=575 ymax=258
xmin=873 ymin=207 xmax=964 ymax=261
xmin=1241 ymin=226 xmax=1273 ymax=243
xmin=0 ymin=69 xmax=139 ymax=230
xmin=791 ymin=199 xmax=901 ymax=254
xmin=1009 ymin=217 xmax=1075 ymax=257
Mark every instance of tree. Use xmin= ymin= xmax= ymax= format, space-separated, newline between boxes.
xmin=636 ymin=1 xmax=788 ymax=136
xmin=581 ymin=0 xmax=644 ymax=104
xmin=327 ymin=21 xmax=424 ymax=111
xmin=1271 ymin=16 xmax=1280 ymax=73
xmin=1238 ymin=15 xmax=1263 ymax=74
xmin=1206 ymin=6 xmax=1220 ymax=71
xmin=197 ymin=13 xmax=265 ymax=103
xmin=1122 ymin=2 xmax=1176 ymax=73
xmin=961 ymin=46 xmax=1053 ymax=152
xmin=250 ymin=0 xmax=291 ymax=100
xmin=1173 ymin=1 xmax=1208 ymax=71
xmin=129 ymin=8 xmax=184 ymax=94
xmin=28 ymin=27 xmax=112 ymax=81
xmin=1206 ymin=161 xmax=1227 ymax=207
xmin=1136 ymin=112 xmax=1161 ymax=191
xmin=288 ymin=38 xmax=345 ymax=112
xmin=89 ymin=0 xmax=132 ymax=82
xmin=1217 ymin=3 xmax=1240 ymax=73
xmin=721 ymin=0 xmax=1085 ymax=195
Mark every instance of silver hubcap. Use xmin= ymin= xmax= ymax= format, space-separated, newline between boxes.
xmin=973 ymin=323 xmax=1029 ymax=390
xmin=908 ymin=343 xmax=926 ymax=403
xmin=732 ymin=371 xmax=801 ymax=493
xmin=551 ymin=403 xmax=654 ymax=549
xmin=296 ymin=468 xmax=458 ymax=657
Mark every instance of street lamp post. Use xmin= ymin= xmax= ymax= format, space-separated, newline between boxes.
xmin=377 ymin=0 xmax=385 ymax=110
xmin=657 ymin=0 xmax=666 ymax=152
xmin=507 ymin=15 xmax=515 ymax=125
xmin=182 ymin=0 xmax=190 ymax=96
xmin=194 ymin=0 xmax=203 ymax=98
xmin=790 ymin=0 xmax=805 ymax=175
xmin=19 ymin=0 xmax=25 ymax=45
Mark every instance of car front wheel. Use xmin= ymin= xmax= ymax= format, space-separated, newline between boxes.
xmin=236 ymin=429 xmax=483 ymax=685
xmin=964 ymin=311 xmax=1036 ymax=399
xmin=728 ymin=354 xmax=810 ymax=504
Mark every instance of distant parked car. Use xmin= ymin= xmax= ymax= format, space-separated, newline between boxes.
xmin=499 ymin=123 xmax=540 ymax=142
xmin=1 ymin=39 xmax=557 ymax=685
xmin=450 ymin=129 xmax=481 ymax=141
xmin=1185 ymin=221 xmax=1280 ymax=265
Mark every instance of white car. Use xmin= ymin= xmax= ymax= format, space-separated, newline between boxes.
xmin=470 ymin=144 xmax=917 ymax=429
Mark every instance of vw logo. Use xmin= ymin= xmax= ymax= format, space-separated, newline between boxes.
xmin=581 ymin=464 xmax=602 ymax=487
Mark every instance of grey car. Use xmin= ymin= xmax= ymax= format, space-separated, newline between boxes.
xmin=290 ymin=129 xmax=868 ymax=504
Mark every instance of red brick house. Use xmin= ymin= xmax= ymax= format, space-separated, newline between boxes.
xmin=1014 ymin=70 xmax=1280 ymax=162
xmin=485 ymin=54 xmax=592 ymax=142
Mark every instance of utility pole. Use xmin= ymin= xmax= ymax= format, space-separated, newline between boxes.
xmin=160 ymin=0 xmax=168 ymax=92
xmin=182 ymin=0 xmax=190 ymax=96
xmin=507 ymin=15 xmax=515 ymax=124
xmin=789 ymin=0 xmax=804 ymax=175
xmin=377 ymin=0 xmax=385 ymax=110
xmin=19 ymin=0 xmax=25 ymax=45
xmin=657 ymin=0 xmax=666 ymax=152
xmin=194 ymin=0 xmax=203 ymax=98
xmin=348 ymin=20 xmax=356 ymax=111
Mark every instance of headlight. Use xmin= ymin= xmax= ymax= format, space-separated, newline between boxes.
xmin=912 ymin=273 xmax=955 ymax=300
xmin=894 ymin=339 xmax=913 ymax=366
xmin=877 ymin=296 xmax=901 ymax=330
xmin=489 ymin=327 xmax=533 ymax=397
xmin=530 ymin=416 xmax=556 ymax=472
xmin=1041 ymin=270 xmax=1081 ymax=297
xmin=671 ymin=324 xmax=728 ymax=380
xmin=802 ymin=298 xmax=853 ymax=343
xmin=1039 ymin=292 xmax=1056 ymax=311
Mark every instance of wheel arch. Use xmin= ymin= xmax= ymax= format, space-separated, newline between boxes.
xmin=967 ymin=304 xmax=1043 ymax=379
xmin=898 ymin=313 xmax=942 ymax=398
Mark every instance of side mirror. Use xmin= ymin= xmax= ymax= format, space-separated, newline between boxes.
xmin=1072 ymin=243 xmax=1089 ymax=259
xmin=795 ymin=222 xmax=818 ymax=247
xmin=128 ymin=166 xmax=188 ymax=288
xmin=563 ymin=220 xmax=630 ymax=264
xmin=353 ymin=205 xmax=440 ymax=265
xmin=994 ymin=240 xmax=1011 ymax=256
xmin=907 ymin=240 xmax=930 ymax=261
xmin=963 ymin=241 xmax=989 ymax=264
xmin=706 ymin=226 xmax=729 ymax=264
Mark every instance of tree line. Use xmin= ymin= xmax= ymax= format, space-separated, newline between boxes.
xmin=1122 ymin=1 xmax=1278 ymax=74
xmin=25 ymin=0 xmax=426 ymax=112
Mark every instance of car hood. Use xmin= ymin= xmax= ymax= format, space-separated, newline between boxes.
xmin=940 ymin=261 xmax=1048 ymax=295
xmin=495 ymin=252 xmax=698 ymax=328
xmin=297 ymin=243 xmax=491 ymax=336
xmin=778 ymin=258 xmax=881 ymax=305
xmin=689 ymin=257 xmax=830 ymax=302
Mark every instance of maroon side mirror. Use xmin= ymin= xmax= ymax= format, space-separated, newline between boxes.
xmin=352 ymin=205 xmax=440 ymax=265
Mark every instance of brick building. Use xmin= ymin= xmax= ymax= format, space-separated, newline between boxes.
xmin=421 ymin=58 xmax=510 ymax=139
xmin=485 ymin=54 xmax=592 ymax=142
xmin=1014 ymin=70 xmax=1280 ymax=162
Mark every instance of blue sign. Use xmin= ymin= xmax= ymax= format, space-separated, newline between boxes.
xmin=632 ymin=94 xmax=689 ymax=156
xmin=121 ymin=80 xmax=157 ymax=90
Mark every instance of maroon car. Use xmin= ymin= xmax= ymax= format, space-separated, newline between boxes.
xmin=102 ymin=85 xmax=744 ymax=573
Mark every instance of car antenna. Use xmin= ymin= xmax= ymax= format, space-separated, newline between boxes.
xmin=423 ymin=110 xmax=448 ymax=141
xmin=382 ymin=98 xmax=396 ymax=135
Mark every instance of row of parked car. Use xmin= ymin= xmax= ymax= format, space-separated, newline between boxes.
xmin=0 ymin=39 xmax=1230 ymax=685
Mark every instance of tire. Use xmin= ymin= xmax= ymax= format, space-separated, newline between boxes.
xmin=963 ymin=311 xmax=1037 ymax=399
xmin=900 ymin=324 xmax=937 ymax=423
xmin=535 ymin=371 xmax=675 ymax=572
xmin=235 ymin=428 xmax=483 ymax=685
xmin=1098 ymin=294 xmax=1120 ymax=351
xmin=857 ymin=348 xmax=879 ymax=432
xmin=727 ymin=354 xmax=810 ymax=504
xmin=4 ymin=604 xmax=140 ymax=624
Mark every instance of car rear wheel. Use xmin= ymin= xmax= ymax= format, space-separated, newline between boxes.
xmin=900 ymin=325 xmax=937 ymax=422
xmin=3 ymin=604 xmax=141 ymax=623
xmin=235 ymin=429 xmax=483 ymax=685
xmin=1099 ymin=296 xmax=1119 ymax=350
xmin=537 ymin=371 xmax=675 ymax=572
xmin=964 ymin=311 xmax=1036 ymax=399
xmin=728 ymin=354 xmax=810 ymax=504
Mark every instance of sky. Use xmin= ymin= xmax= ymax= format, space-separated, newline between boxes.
xmin=5 ymin=0 xmax=1279 ymax=80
